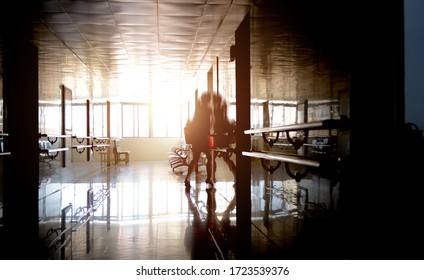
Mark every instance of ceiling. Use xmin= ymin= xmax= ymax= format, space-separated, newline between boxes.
xmin=1 ymin=0 xmax=351 ymax=103
xmin=28 ymin=0 xmax=252 ymax=101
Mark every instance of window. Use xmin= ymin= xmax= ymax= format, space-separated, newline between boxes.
xmin=39 ymin=103 xmax=61 ymax=134
xmin=92 ymin=103 xmax=107 ymax=137
xmin=166 ymin=105 xmax=181 ymax=137
xmin=122 ymin=104 xmax=149 ymax=137
xmin=122 ymin=104 xmax=134 ymax=137
xmin=72 ymin=105 xmax=87 ymax=136
xmin=152 ymin=103 xmax=181 ymax=137
xmin=59 ymin=101 xmax=183 ymax=139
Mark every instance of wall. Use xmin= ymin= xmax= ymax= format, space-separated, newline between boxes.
xmin=72 ymin=137 xmax=182 ymax=162
xmin=119 ymin=138 xmax=182 ymax=161
xmin=405 ymin=0 xmax=424 ymax=130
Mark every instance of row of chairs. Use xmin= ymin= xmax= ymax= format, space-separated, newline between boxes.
xmin=168 ymin=146 xmax=191 ymax=173
xmin=168 ymin=145 xmax=209 ymax=174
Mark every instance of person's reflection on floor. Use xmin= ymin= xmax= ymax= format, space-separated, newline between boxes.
xmin=184 ymin=190 xmax=215 ymax=259
xmin=206 ymin=186 xmax=216 ymax=229
xmin=220 ymin=192 xmax=236 ymax=228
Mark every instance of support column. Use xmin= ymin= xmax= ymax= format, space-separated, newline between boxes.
xmin=235 ymin=12 xmax=251 ymax=258
xmin=2 ymin=33 xmax=40 ymax=259
xmin=86 ymin=99 xmax=91 ymax=161
xmin=107 ymin=101 xmax=111 ymax=166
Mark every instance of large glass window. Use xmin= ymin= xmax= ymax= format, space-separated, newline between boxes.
xmin=72 ymin=104 xmax=87 ymax=136
xmin=269 ymin=103 xmax=296 ymax=127
xmin=39 ymin=103 xmax=61 ymax=134
xmin=122 ymin=104 xmax=134 ymax=137
xmin=152 ymin=103 xmax=181 ymax=137
xmin=110 ymin=103 xmax=121 ymax=138
xmin=250 ymin=103 xmax=263 ymax=129
xmin=138 ymin=105 xmax=149 ymax=137
xmin=166 ymin=105 xmax=181 ymax=137
xmin=92 ymin=103 xmax=107 ymax=137
xmin=82 ymin=103 xmax=182 ymax=138
xmin=122 ymin=104 xmax=150 ymax=137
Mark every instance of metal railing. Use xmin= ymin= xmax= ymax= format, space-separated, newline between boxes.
xmin=43 ymin=185 xmax=110 ymax=259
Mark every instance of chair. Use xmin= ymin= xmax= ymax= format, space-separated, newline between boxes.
xmin=112 ymin=139 xmax=130 ymax=164
xmin=39 ymin=140 xmax=53 ymax=167
xmin=98 ymin=151 xmax=108 ymax=165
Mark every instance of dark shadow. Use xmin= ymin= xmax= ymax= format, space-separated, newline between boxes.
xmin=183 ymin=190 xmax=216 ymax=260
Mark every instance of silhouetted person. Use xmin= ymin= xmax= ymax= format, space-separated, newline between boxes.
xmin=212 ymin=93 xmax=234 ymax=147
xmin=211 ymin=93 xmax=236 ymax=184
xmin=184 ymin=92 xmax=213 ymax=192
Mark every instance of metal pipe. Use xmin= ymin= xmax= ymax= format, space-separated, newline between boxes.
xmin=60 ymin=203 xmax=73 ymax=260
xmin=244 ymin=119 xmax=341 ymax=134
xmin=242 ymin=151 xmax=321 ymax=168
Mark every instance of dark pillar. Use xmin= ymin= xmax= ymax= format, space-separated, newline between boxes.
xmin=1 ymin=34 xmax=40 ymax=259
xmin=235 ymin=12 xmax=251 ymax=258
xmin=342 ymin=0 xmax=408 ymax=259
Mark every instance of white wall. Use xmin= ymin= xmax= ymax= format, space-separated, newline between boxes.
xmin=119 ymin=138 xmax=182 ymax=161
xmin=72 ymin=137 xmax=182 ymax=162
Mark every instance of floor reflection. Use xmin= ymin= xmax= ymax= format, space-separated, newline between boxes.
xmin=37 ymin=157 xmax=342 ymax=260
xmin=38 ymin=159 xmax=237 ymax=260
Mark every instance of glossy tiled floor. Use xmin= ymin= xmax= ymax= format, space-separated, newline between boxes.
xmin=38 ymin=156 xmax=343 ymax=260
xmin=39 ymin=158 xmax=238 ymax=260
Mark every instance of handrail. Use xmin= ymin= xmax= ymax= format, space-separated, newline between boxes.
xmin=92 ymin=137 xmax=110 ymax=151
xmin=208 ymin=227 xmax=225 ymax=260
xmin=46 ymin=203 xmax=73 ymax=260
xmin=72 ymin=206 xmax=92 ymax=231
xmin=245 ymin=118 xmax=348 ymax=149
xmin=72 ymin=189 xmax=93 ymax=231
xmin=242 ymin=151 xmax=320 ymax=168
xmin=244 ymin=119 xmax=344 ymax=135
xmin=72 ymin=135 xmax=91 ymax=139
xmin=39 ymin=133 xmax=71 ymax=146
xmin=39 ymin=146 xmax=69 ymax=161
xmin=39 ymin=133 xmax=70 ymax=138
xmin=70 ymin=136 xmax=111 ymax=153
xmin=71 ymin=145 xmax=92 ymax=148
xmin=92 ymin=144 xmax=109 ymax=147
xmin=40 ymin=147 xmax=69 ymax=153
xmin=93 ymin=187 xmax=110 ymax=209
xmin=92 ymin=144 xmax=109 ymax=152
xmin=243 ymin=150 xmax=339 ymax=181
xmin=0 ymin=132 xmax=10 ymax=155
xmin=93 ymin=137 xmax=109 ymax=141
xmin=71 ymin=187 xmax=109 ymax=231
xmin=43 ymin=186 xmax=110 ymax=259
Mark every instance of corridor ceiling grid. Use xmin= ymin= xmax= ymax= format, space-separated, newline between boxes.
xmin=31 ymin=0 xmax=253 ymax=101
xmin=27 ymin=0 xmax=348 ymax=103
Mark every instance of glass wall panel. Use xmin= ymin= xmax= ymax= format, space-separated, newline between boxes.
xmin=122 ymin=104 xmax=134 ymax=137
